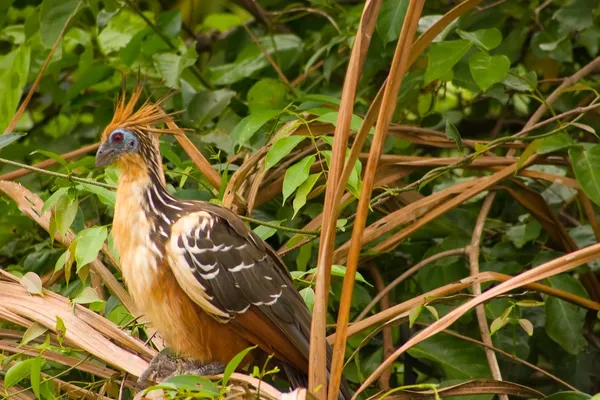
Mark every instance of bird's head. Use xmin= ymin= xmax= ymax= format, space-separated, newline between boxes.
xmin=95 ymin=86 xmax=181 ymax=177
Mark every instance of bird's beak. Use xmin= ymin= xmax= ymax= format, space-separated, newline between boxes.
xmin=95 ymin=142 xmax=119 ymax=167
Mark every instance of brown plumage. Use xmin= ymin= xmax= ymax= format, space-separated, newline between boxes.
xmin=96 ymin=88 xmax=350 ymax=398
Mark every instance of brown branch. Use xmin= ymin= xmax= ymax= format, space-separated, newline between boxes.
xmin=309 ymin=0 xmax=384 ymax=396
xmin=366 ymin=263 xmax=393 ymax=390
xmin=328 ymin=2 xmax=424 ymax=397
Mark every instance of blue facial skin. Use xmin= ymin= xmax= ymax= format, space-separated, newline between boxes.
xmin=95 ymin=129 xmax=139 ymax=167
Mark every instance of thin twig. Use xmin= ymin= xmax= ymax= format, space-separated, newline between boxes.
xmin=355 ymin=248 xmax=468 ymax=322
xmin=468 ymin=192 xmax=507 ymax=400
xmin=366 ymin=263 xmax=393 ymax=390
xmin=414 ymin=325 xmax=579 ymax=392
xmin=241 ymin=24 xmax=291 ymax=86
xmin=0 ymin=143 xmax=100 ymax=181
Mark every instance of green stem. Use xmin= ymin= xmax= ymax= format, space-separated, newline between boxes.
xmin=0 ymin=157 xmax=115 ymax=189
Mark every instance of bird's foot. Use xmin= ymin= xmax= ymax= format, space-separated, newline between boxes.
xmin=137 ymin=350 xmax=224 ymax=390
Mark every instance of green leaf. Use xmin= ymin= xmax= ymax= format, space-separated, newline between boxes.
xmin=247 ymin=78 xmax=288 ymax=113
xmin=376 ymin=0 xmax=408 ymax=44
xmin=223 ymin=345 xmax=257 ymax=386
xmin=445 ymin=120 xmax=463 ymax=153
xmin=316 ymin=112 xmax=366 ymax=133
xmin=299 ymin=287 xmax=315 ymax=311
xmin=425 ymin=305 xmax=439 ymax=320
xmin=187 ymin=89 xmax=235 ymax=128
xmin=253 ymin=220 xmax=283 ymax=241
xmin=518 ymin=318 xmax=534 ymax=336
xmin=506 ymin=220 xmax=541 ymax=249
xmin=72 ymin=287 xmax=105 ymax=305
xmin=469 ymin=52 xmax=510 ymax=91
xmin=543 ymin=393 xmax=591 ymax=400
xmin=74 ymin=226 xmax=108 ymax=269
xmin=232 ymin=109 xmax=280 ymax=147
xmin=282 ymin=155 xmax=315 ymax=204
xmin=424 ymin=40 xmax=472 ymax=84
xmin=0 ymin=45 xmax=30 ymax=134
xmin=156 ymin=374 xmax=219 ymax=394
xmin=553 ymin=0 xmax=596 ymax=32
xmin=569 ymin=145 xmax=600 ymax=206
xmin=457 ymin=28 xmax=502 ymax=51
xmin=538 ymin=132 xmax=574 ymax=154
xmin=20 ymin=322 xmax=48 ymax=347
xmin=55 ymin=316 xmax=66 ymax=345
xmin=80 ymin=183 xmax=116 ymax=207
xmin=409 ymin=305 xmax=423 ymax=328
xmin=20 ymin=272 xmax=43 ymax=296
xmin=43 ymin=188 xmax=71 ymax=214
xmin=31 ymin=149 xmax=68 ymax=168
xmin=40 ymin=0 xmax=78 ymax=48
xmin=203 ymin=13 xmax=246 ymax=32
xmin=545 ymin=274 xmax=588 ymax=355
xmin=330 ymin=265 xmax=370 ymax=285
xmin=293 ymin=172 xmax=321 ymax=219
xmin=97 ymin=10 xmax=147 ymax=55
xmin=210 ymin=34 xmax=302 ymax=85
xmin=347 ymin=159 xmax=363 ymax=199
xmin=517 ymin=139 xmax=540 ymax=170
xmin=4 ymin=359 xmax=34 ymax=388
xmin=153 ymin=49 xmax=198 ymax=88
xmin=502 ymin=70 xmax=538 ymax=92
xmin=264 ymin=136 xmax=306 ymax=172
xmin=490 ymin=316 xmax=509 ymax=335
xmin=54 ymin=194 xmax=79 ymax=238
xmin=30 ymin=356 xmax=42 ymax=398
xmin=0 ymin=132 xmax=26 ymax=149
xmin=408 ymin=334 xmax=492 ymax=379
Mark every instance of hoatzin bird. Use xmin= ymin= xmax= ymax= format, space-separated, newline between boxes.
xmin=95 ymin=88 xmax=350 ymax=399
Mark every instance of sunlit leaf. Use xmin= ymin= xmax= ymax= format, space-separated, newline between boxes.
xmin=457 ymin=28 xmax=502 ymax=51
xmin=0 ymin=132 xmax=26 ymax=149
xmin=232 ymin=109 xmax=280 ymax=147
xmin=282 ymin=155 xmax=315 ymax=204
xmin=264 ymin=136 xmax=306 ymax=172
xmin=469 ymin=52 xmax=510 ymax=91
xmin=74 ymin=226 xmax=108 ymax=269
xmin=223 ymin=345 xmax=257 ymax=386
xmin=20 ymin=272 xmax=43 ymax=296
xmin=72 ymin=287 xmax=105 ymax=305
xmin=293 ymin=172 xmax=321 ymax=219
xmin=424 ymin=40 xmax=472 ymax=84
xmin=4 ymin=359 xmax=34 ymax=388
xmin=569 ymin=145 xmax=600 ymax=205
xmin=19 ymin=322 xmax=48 ymax=347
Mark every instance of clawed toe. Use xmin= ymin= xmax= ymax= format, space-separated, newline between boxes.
xmin=137 ymin=351 xmax=225 ymax=390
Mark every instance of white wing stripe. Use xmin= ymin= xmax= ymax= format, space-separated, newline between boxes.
xmin=229 ymin=262 xmax=254 ymax=272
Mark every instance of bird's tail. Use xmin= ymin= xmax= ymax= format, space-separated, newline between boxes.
xmin=282 ymin=362 xmax=352 ymax=400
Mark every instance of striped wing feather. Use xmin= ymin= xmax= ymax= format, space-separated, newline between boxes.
xmin=166 ymin=202 xmax=311 ymax=371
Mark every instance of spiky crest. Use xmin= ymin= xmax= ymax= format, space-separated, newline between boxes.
xmin=101 ymin=85 xmax=183 ymax=140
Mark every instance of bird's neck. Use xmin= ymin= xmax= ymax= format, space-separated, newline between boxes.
xmin=114 ymin=160 xmax=180 ymax=247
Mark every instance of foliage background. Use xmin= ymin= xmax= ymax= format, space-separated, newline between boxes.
xmin=1 ymin=0 xmax=600 ymax=399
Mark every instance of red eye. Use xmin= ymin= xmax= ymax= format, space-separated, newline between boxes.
xmin=111 ymin=132 xmax=124 ymax=143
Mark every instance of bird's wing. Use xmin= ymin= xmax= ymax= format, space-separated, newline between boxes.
xmin=165 ymin=202 xmax=311 ymax=371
